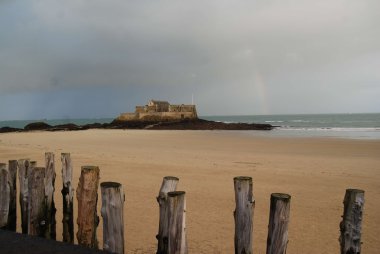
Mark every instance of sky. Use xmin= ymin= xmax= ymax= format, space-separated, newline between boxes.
xmin=1 ymin=0 xmax=379 ymax=120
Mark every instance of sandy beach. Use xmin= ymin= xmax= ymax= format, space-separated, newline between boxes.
xmin=0 ymin=129 xmax=379 ymax=253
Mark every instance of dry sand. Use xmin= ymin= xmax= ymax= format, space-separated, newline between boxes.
xmin=0 ymin=129 xmax=379 ymax=254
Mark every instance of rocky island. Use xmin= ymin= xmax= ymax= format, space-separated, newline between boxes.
xmin=0 ymin=100 xmax=273 ymax=132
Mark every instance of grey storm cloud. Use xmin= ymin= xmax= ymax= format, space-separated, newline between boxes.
xmin=0 ymin=0 xmax=379 ymax=119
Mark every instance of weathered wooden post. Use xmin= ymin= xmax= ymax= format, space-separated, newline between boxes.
xmin=30 ymin=161 xmax=37 ymax=168
xmin=45 ymin=152 xmax=56 ymax=240
xmin=18 ymin=159 xmax=30 ymax=234
xmin=27 ymin=167 xmax=47 ymax=237
xmin=266 ymin=193 xmax=291 ymax=254
xmin=167 ymin=191 xmax=187 ymax=254
xmin=339 ymin=189 xmax=365 ymax=254
xmin=76 ymin=166 xmax=100 ymax=249
xmin=61 ymin=153 xmax=74 ymax=243
xmin=7 ymin=160 xmax=17 ymax=231
xmin=233 ymin=176 xmax=254 ymax=254
xmin=101 ymin=182 xmax=125 ymax=254
xmin=0 ymin=163 xmax=10 ymax=229
xmin=157 ymin=176 xmax=179 ymax=254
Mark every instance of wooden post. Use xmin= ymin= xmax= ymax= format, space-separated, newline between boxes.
xmin=167 ymin=191 xmax=187 ymax=254
xmin=0 ymin=163 xmax=10 ymax=229
xmin=45 ymin=152 xmax=56 ymax=240
xmin=7 ymin=160 xmax=17 ymax=231
xmin=266 ymin=193 xmax=291 ymax=254
xmin=101 ymin=182 xmax=125 ymax=254
xmin=76 ymin=166 xmax=100 ymax=249
xmin=30 ymin=161 xmax=37 ymax=168
xmin=61 ymin=153 xmax=74 ymax=243
xmin=233 ymin=176 xmax=254 ymax=254
xmin=27 ymin=167 xmax=47 ymax=237
xmin=18 ymin=159 xmax=30 ymax=234
xmin=339 ymin=189 xmax=365 ymax=254
xmin=157 ymin=176 xmax=179 ymax=254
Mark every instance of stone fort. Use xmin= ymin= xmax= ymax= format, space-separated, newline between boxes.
xmin=116 ymin=99 xmax=198 ymax=121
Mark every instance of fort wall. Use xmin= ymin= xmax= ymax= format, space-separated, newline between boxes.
xmin=135 ymin=106 xmax=145 ymax=113
xmin=117 ymin=113 xmax=137 ymax=121
xmin=116 ymin=100 xmax=198 ymax=122
xmin=139 ymin=112 xmax=196 ymax=121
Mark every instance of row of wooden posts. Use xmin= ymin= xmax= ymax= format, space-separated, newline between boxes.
xmin=0 ymin=152 xmax=365 ymax=254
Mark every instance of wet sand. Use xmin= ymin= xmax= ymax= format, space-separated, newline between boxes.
xmin=0 ymin=129 xmax=379 ymax=253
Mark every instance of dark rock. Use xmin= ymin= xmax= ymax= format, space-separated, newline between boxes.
xmin=147 ymin=119 xmax=273 ymax=130
xmin=0 ymin=126 xmax=23 ymax=133
xmin=47 ymin=123 xmax=80 ymax=131
xmin=24 ymin=122 xmax=51 ymax=131
xmin=109 ymin=119 xmax=158 ymax=129
xmin=1 ymin=118 xmax=273 ymax=133
xmin=81 ymin=123 xmax=105 ymax=129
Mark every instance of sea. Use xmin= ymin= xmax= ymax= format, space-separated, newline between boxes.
xmin=203 ymin=113 xmax=380 ymax=140
xmin=0 ymin=113 xmax=379 ymax=140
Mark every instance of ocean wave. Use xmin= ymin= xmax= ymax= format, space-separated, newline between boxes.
xmin=279 ymin=127 xmax=380 ymax=132
xmin=290 ymin=120 xmax=310 ymax=123
xmin=265 ymin=120 xmax=284 ymax=123
xmin=222 ymin=121 xmax=234 ymax=124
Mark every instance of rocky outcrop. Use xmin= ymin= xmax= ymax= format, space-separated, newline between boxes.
xmin=0 ymin=127 xmax=23 ymax=133
xmin=24 ymin=122 xmax=52 ymax=131
xmin=0 ymin=119 xmax=273 ymax=133
xmin=146 ymin=119 xmax=273 ymax=130
xmin=48 ymin=124 xmax=81 ymax=132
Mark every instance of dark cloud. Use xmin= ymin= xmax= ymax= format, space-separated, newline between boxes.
xmin=0 ymin=0 xmax=379 ymax=119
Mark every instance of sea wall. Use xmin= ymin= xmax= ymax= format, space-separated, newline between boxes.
xmin=116 ymin=111 xmax=197 ymax=121
xmin=169 ymin=105 xmax=197 ymax=113
xmin=117 ymin=113 xmax=137 ymax=121
xmin=139 ymin=112 xmax=196 ymax=121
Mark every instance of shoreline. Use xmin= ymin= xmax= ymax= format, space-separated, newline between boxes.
xmin=1 ymin=120 xmax=379 ymax=140
xmin=0 ymin=129 xmax=379 ymax=253
xmin=255 ymin=127 xmax=380 ymax=140
xmin=2 ymin=125 xmax=380 ymax=140
xmin=1 ymin=112 xmax=379 ymax=140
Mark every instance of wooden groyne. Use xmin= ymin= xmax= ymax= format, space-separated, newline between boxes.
xmin=0 ymin=153 xmax=365 ymax=254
